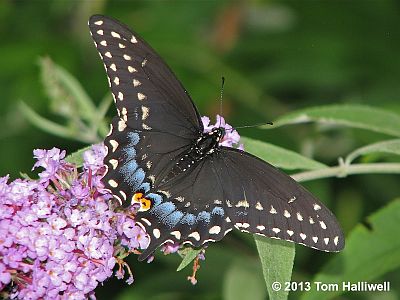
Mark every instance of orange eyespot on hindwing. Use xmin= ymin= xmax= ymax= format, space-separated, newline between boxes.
xmin=132 ymin=192 xmax=143 ymax=203
xmin=132 ymin=192 xmax=152 ymax=211
xmin=140 ymin=198 xmax=152 ymax=211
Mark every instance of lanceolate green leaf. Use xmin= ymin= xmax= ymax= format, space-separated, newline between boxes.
xmin=301 ymin=199 xmax=400 ymax=300
xmin=345 ymin=139 xmax=400 ymax=164
xmin=242 ymin=136 xmax=326 ymax=171
xmin=176 ymin=248 xmax=202 ymax=272
xmin=19 ymin=102 xmax=75 ymax=140
xmin=255 ymin=237 xmax=295 ymax=300
xmin=39 ymin=57 xmax=96 ymax=122
xmin=270 ymin=105 xmax=400 ymax=137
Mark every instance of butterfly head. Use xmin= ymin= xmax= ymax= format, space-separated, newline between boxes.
xmin=202 ymin=115 xmax=243 ymax=150
xmin=210 ymin=127 xmax=225 ymax=143
xmin=197 ymin=127 xmax=225 ymax=154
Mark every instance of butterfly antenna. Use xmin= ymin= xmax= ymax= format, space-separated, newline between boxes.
xmin=232 ymin=122 xmax=274 ymax=131
xmin=219 ymin=76 xmax=225 ymax=127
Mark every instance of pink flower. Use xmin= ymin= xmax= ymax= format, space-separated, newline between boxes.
xmin=201 ymin=115 xmax=244 ymax=150
xmin=32 ymin=148 xmax=66 ymax=184
xmin=161 ymin=242 xmax=180 ymax=255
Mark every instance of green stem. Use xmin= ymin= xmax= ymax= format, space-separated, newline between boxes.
xmin=292 ymin=163 xmax=400 ymax=183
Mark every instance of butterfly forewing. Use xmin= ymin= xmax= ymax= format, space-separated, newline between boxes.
xmin=88 ymin=15 xmax=201 ymax=134
xmin=89 ymin=15 xmax=202 ymax=201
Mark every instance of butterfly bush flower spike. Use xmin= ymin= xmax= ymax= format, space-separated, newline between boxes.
xmin=202 ymin=115 xmax=244 ymax=150
xmin=0 ymin=145 xmax=152 ymax=299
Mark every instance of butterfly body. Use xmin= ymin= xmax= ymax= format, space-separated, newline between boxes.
xmin=88 ymin=15 xmax=344 ymax=261
xmin=161 ymin=127 xmax=224 ymax=184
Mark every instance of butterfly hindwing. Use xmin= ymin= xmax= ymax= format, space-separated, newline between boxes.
xmin=137 ymin=147 xmax=343 ymax=260
xmin=136 ymin=147 xmax=343 ymax=259
xmin=136 ymin=157 xmax=234 ymax=260
xmin=215 ymin=148 xmax=344 ymax=251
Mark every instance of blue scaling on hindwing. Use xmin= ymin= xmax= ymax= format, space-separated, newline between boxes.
xmin=122 ymin=131 xmax=140 ymax=162
xmin=127 ymin=131 xmax=140 ymax=146
xmin=146 ymin=198 xmax=184 ymax=228
xmin=118 ymin=132 xmax=144 ymax=189
xmin=197 ymin=211 xmax=211 ymax=224
xmin=150 ymin=201 xmax=176 ymax=218
xmin=120 ymin=159 xmax=145 ymax=189
xmin=212 ymin=206 xmax=225 ymax=216
xmin=147 ymin=193 xmax=163 ymax=206
xmin=180 ymin=213 xmax=196 ymax=226
xmin=162 ymin=210 xmax=184 ymax=228
xmin=120 ymin=159 xmax=138 ymax=175
xmin=122 ymin=146 xmax=136 ymax=162
xmin=139 ymin=182 xmax=151 ymax=193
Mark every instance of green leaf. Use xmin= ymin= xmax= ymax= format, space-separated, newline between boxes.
xmin=223 ymin=259 xmax=267 ymax=300
xmin=176 ymin=248 xmax=203 ymax=271
xmin=39 ymin=57 xmax=97 ymax=122
xmin=301 ymin=199 xmax=400 ymax=300
xmin=270 ymin=105 xmax=400 ymax=137
xmin=65 ymin=146 xmax=92 ymax=167
xmin=345 ymin=139 xmax=400 ymax=164
xmin=22 ymin=57 xmax=105 ymax=143
xmin=19 ymin=101 xmax=75 ymax=139
xmin=255 ymin=236 xmax=295 ymax=300
xmin=19 ymin=101 xmax=99 ymax=143
xmin=19 ymin=173 xmax=33 ymax=180
xmin=242 ymin=137 xmax=326 ymax=170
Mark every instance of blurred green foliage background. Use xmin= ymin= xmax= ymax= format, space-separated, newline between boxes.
xmin=1 ymin=1 xmax=400 ymax=299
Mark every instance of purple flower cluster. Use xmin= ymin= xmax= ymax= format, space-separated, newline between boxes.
xmin=0 ymin=114 xmax=231 ymax=298
xmin=0 ymin=146 xmax=148 ymax=299
xmin=201 ymin=115 xmax=244 ymax=150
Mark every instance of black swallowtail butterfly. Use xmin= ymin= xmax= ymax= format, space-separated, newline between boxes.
xmin=89 ymin=15 xmax=344 ymax=261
